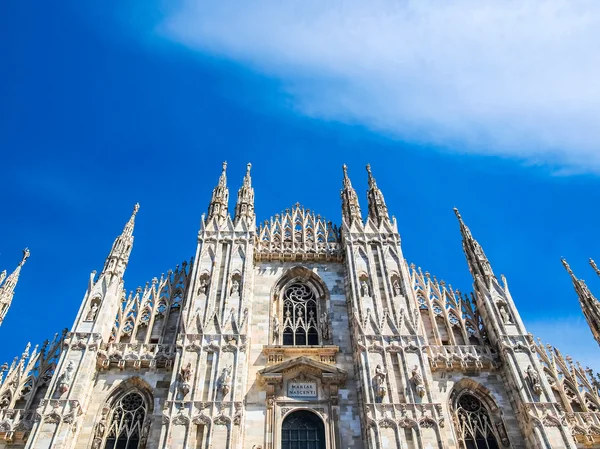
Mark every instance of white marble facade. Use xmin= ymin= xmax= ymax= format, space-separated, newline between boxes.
xmin=0 ymin=163 xmax=599 ymax=449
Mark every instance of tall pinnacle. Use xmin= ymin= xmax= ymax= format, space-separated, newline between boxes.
xmin=101 ymin=204 xmax=139 ymax=280
xmin=590 ymin=259 xmax=600 ymax=277
xmin=234 ymin=163 xmax=255 ymax=225
xmin=562 ymin=258 xmax=600 ymax=347
xmin=341 ymin=164 xmax=362 ymax=225
xmin=207 ymin=161 xmax=230 ymax=222
xmin=365 ymin=164 xmax=390 ymax=226
xmin=0 ymin=248 xmax=30 ymax=326
xmin=454 ymin=208 xmax=495 ymax=281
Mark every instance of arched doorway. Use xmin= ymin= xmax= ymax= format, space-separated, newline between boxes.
xmin=281 ymin=410 xmax=326 ymax=449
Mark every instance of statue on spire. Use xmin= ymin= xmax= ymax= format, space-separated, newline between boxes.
xmin=562 ymin=258 xmax=600 ymax=347
xmin=340 ymin=164 xmax=362 ymax=226
xmin=101 ymin=204 xmax=140 ymax=281
xmin=207 ymin=161 xmax=230 ymax=223
xmin=365 ymin=164 xmax=390 ymax=226
xmin=453 ymin=208 xmax=495 ymax=281
xmin=0 ymin=248 xmax=30 ymax=326
xmin=234 ymin=163 xmax=255 ymax=225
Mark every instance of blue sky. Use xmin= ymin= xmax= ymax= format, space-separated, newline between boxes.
xmin=2 ymin=1 xmax=600 ymax=369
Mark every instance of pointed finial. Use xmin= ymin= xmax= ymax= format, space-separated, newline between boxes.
xmin=590 ymin=258 xmax=600 ymax=276
xmin=366 ymin=163 xmax=376 ymax=187
xmin=561 ymin=258 xmax=575 ymax=277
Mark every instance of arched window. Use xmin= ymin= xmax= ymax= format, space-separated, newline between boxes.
xmin=454 ymin=393 xmax=500 ymax=449
xmin=282 ymin=283 xmax=319 ymax=345
xmin=281 ymin=410 xmax=325 ymax=449
xmin=104 ymin=391 xmax=147 ymax=449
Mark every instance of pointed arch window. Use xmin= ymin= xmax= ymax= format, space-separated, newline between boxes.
xmin=454 ymin=393 xmax=501 ymax=449
xmin=104 ymin=391 xmax=147 ymax=449
xmin=282 ymin=283 xmax=319 ymax=346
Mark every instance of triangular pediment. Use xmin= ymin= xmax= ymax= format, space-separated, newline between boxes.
xmin=258 ymin=356 xmax=347 ymax=384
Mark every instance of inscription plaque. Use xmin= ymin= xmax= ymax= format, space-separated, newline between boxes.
xmin=287 ymin=382 xmax=317 ymax=398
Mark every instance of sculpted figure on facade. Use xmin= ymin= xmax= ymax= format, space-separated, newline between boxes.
xmin=57 ymin=360 xmax=74 ymax=394
xmin=411 ymin=365 xmax=425 ymax=397
xmin=230 ymin=278 xmax=240 ymax=297
xmin=361 ymin=279 xmax=370 ymax=298
xmin=373 ymin=364 xmax=387 ymax=399
xmin=392 ymin=279 xmax=402 ymax=297
xmin=526 ymin=365 xmax=542 ymax=395
xmin=499 ymin=305 xmax=512 ymax=324
xmin=179 ymin=362 xmax=192 ymax=397
xmin=320 ymin=312 xmax=331 ymax=342
xmin=85 ymin=302 xmax=99 ymax=322
xmin=272 ymin=315 xmax=280 ymax=342
xmin=219 ymin=365 xmax=232 ymax=397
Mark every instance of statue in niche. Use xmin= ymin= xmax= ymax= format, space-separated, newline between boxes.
xmin=272 ymin=315 xmax=280 ymax=342
xmin=373 ymin=364 xmax=387 ymax=398
xmin=0 ymin=395 xmax=9 ymax=410
xmin=219 ymin=366 xmax=232 ymax=396
xmin=91 ymin=408 xmax=109 ymax=449
xmin=361 ymin=280 xmax=370 ymax=297
xmin=179 ymin=362 xmax=192 ymax=397
xmin=526 ymin=365 xmax=542 ymax=395
xmin=320 ymin=312 xmax=331 ymax=342
xmin=392 ymin=279 xmax=402 ymax=297
xmin=57 ymin=361 xmax=74 ymax=394
xmin=85 ymin=302 xmax=99 ymax=322
xmin=230 ymin=278 xmax=240 ymax=296
xmin=499 ymin=305 xmax=512 ymax=324
xmin=199 ymin=277 xmax=209 ymax=295
xmin=411 ymin=365 xmax=425 ymax=397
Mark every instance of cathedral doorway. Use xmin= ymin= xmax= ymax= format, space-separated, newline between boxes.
xmin=281 ymin=410 xmax=326 ymax=449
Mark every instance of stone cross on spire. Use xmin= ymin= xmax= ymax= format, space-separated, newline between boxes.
xmin=454 ymin=208 xmax=495 ymax=281
xmin=0 ymin=248 xmax=30 ymax=326
xmin=365 ymin=164 xmax=390 ymax=226
xmin=340 ymin=164 xmax=362 ymax=226
xmin=562 ymin=258 xmax=600 ymax=347
xmin=234 ymin=163 xmax=255 ymax=225
xmin=101 ymin=204 xmax=139 ymax=280
xmin=207 ymin=161 xmax=230 ymax=223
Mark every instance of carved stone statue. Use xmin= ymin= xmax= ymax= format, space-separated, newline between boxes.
xmin=57 ymin=361 xmax=74 ymax=394
xmin=499 ymin=306 xmax=512 ymax=324
xmin=179 ymin=362 xmax=192 ymax=397
xmin=272 ymin=316 xmax=280 ymax=342
xmin=526 ymin=365 xmax=542 ymax=395
xmin=91 ymin=408 xmax=109 ymax=449
xmin=374 ymin=364 xmax=387 ymax=398
xmin=411 ymin=365 xmax=426 ymax=397
xmin=230 ymin=279 xmax=240 ymax=296
xmin=361 ymin=280 xmax=370 ymax=298
xmin=392 ymin=279 xmax=402 ymax=297
xmin=199 ymin=277 xmax=209 ymax=295
xmin=219 ymin=366 xmax=232 ymax=396
xmin=85 ymin=302 xmax=99 ymax=322
xmin=320 ymin=312 xmax=331 ymax=341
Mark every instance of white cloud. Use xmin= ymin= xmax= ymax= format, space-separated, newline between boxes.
xmin=155 ymin=0 xmax=600 ymax=172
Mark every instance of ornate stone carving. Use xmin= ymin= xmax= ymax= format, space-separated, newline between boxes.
xmin=373 ymin=364 xmax=387 ymax=399
xmin=179 ymin=362 xmax=192 ymax=397
xmin=56 ymin=361 xmax=74 ymax=395
xmin=526 ymin=365 xmax=542 ymax=395
xmin=411 ymin=366 xmax=425 ymax=397
xmin=218 ymin=366 xmax=232 ymax=397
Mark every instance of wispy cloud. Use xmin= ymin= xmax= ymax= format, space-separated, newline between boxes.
xmin=155 ymin=0 xmax=600 ymax=172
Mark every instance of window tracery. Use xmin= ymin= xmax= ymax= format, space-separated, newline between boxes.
xmin=282 ymin=283 xmax=319 ymax=346
xmin=454 ymin=393 xmax=501 ymax=449
xmin=103 ymin=391 xmax=147 ymax=449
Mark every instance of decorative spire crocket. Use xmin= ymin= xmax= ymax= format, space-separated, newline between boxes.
xmin=366 ymin=164 xmax=390 ymax=226
xmin=454 ymin=208 xmax=495 ymax=281
xmin=234 ymin=163 xmax=255 ymax=225
xmin=101 ymin=204 xmax=139 ymax=280
xmin=207 ymin=161 xmax=229 ymax=223
xmin=562 ymin=258 xmax=600 ymax=347
xmin=340 ymin=164 xmax=362 ymax=226
xmin=0 ymin=248 xmax=30 ymax=326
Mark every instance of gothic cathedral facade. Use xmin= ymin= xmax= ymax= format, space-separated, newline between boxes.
xmin=0 ymin=162 xmax=599 ymax=449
